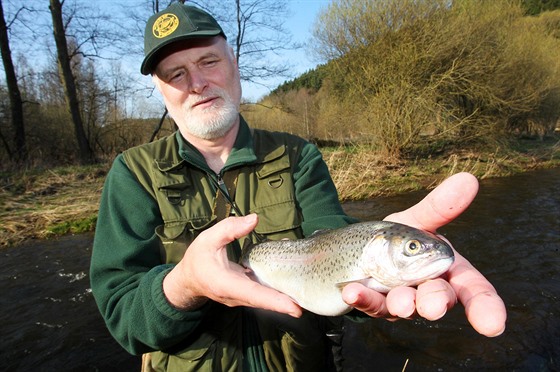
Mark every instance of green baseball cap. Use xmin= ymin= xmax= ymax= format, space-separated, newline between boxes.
xmin=141 ymin=2 xmax=226 ymax=75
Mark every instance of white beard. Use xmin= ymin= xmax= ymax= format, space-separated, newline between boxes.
xmin=174 ymin=88 xmax=239 ymax=140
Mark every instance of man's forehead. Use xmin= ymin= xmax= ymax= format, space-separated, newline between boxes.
xmin=154 ymin=37 xmax=226 ymax=66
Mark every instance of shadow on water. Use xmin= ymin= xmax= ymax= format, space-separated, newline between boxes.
xmin=1 ymin=168 xmax=558 ymax=371
xmin=342 ymin=168 xmax=560 ymax=371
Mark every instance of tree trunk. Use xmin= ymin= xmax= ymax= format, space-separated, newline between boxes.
xmin=149 ymin=108 xmax=168 ymax=142
xmin=49 ymin=0 xmax=95 ymax=164
xmin=0 ymin=0 xmax=26 ymax=162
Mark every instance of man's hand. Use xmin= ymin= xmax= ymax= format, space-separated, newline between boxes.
xmin=342 ymin=172 xmax=507 ymax=337
xmin=163 ymin=214 xmax=302 ymax=318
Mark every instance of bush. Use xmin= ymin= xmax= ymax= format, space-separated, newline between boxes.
xmin=250 ymin=0 xmax=560 ymax=158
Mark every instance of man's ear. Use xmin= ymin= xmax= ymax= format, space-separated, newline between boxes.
xmin=152 ymin=74 xmax=162 ymax=92
xmin=228 ymin=46 xmax=238 ymax=67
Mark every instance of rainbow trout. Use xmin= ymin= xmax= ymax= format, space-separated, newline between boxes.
xmin=241 ymin=221 xmax=454 ymax=316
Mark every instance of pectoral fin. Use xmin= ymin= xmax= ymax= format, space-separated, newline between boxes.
xmin=309 ymin=229 xmax=331 ymax=237
xmin=335 ymin=277 xmax=390 ymax=293
xmin=335 ymin=278 xmax=371 ymax=289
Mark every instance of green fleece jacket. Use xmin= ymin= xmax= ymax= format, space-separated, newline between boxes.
xmin=90 ymin=118 xmax=357 ymax=365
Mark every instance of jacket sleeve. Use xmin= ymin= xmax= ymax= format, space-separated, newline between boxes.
xmin=90 ymin=155 xmax=208 ymax=355
xmin=293 ymin=143 xmax=358 ymax=236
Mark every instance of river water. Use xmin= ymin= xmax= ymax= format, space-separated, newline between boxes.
xmin=1 ymin=168 xmax=558 ymax=371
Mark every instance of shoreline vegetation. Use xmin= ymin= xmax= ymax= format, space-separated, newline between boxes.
xmin=2 ymin=3 xmax=558 ymax=248
xmin=1 ymin=136 xmax=558 ymax=248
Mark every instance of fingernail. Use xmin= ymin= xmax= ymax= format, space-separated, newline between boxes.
xmin=243 ymin=213 xmax=258 ymax=225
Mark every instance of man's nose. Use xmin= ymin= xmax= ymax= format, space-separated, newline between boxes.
xmin=189 ymin=69 xmax=208 ymax=94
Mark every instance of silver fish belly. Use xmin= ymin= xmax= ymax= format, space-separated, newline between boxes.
xmin=241 ymin=221 xmax=454 ymax=316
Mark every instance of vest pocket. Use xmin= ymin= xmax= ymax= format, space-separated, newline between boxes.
xmin=253 ymin=200 xmax=302 ymax=240
xmin=167 ymin=332 xmax=218 ymax=370
xmin=155 ymin=218 xmax=217 ymax=264
xmin=150 ymin=307 xmax=243 ymax=371
xmin=149 ymin=332 xmax=224 ymax=371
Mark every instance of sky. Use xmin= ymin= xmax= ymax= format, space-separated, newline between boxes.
xmin=240 ymin=0 xmax=333 ymax=101
xmin=1 ymin=0 xmax=333 ymax=114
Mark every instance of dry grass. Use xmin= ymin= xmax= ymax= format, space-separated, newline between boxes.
xmin=0 ymin=138 xmax=558 ymax=247
xmin=324 ymin=147 xmax=416 ymax=200
xmin=324 ymin=139 xmax=560 ymax=201
xmin=0 ymin=165 xmax=107 ymax=247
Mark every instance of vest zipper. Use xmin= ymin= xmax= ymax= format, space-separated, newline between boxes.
xmin=210 ymin=172 xmax=266 ymax=244
xmin=216 ymin=173 xmax=230 ymax=199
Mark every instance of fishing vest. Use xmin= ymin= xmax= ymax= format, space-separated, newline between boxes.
xmin=123 ymin=129 xmax=332 ymax=372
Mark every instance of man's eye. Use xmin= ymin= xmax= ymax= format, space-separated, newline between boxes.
xmin=170 ymin=71 xmax=185 ymax=81
xmin=202 ymin=60 xmax=218 ymax=68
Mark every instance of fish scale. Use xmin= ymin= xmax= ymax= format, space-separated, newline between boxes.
xmin=241 ymin=221 xmax=454 ymax=316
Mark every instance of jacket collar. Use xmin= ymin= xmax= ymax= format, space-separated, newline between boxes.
xmin=176 ymin=115 xmax=258 ymax=174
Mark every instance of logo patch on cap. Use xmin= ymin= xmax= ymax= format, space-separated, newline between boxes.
xmin=152 ymin=13 xmax=179 ymax=38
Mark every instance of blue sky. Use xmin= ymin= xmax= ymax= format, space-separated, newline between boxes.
xmin=1 ymin=0 xmax=332 ymax=114
xmin=241 ymin=0 xmax=332 ymax=101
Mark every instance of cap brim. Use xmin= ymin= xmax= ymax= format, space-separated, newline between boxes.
xmin=141 ymin=31 xmax=223 ymax=75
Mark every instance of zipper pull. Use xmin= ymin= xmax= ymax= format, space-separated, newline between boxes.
xmin=216 ymin=174 xmax=230 ymax=198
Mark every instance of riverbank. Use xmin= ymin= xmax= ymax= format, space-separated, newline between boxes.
xmin=1 ymin=137 xmax=558 ymax=247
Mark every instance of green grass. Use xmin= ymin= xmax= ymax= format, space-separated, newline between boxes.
xmin=46 ymin=215 xmax=98 ymax=236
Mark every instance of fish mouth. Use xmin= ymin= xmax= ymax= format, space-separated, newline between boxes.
xmin=400 ymin=256 xmax=455 ymax=283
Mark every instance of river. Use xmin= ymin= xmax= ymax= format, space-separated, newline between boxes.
xmin=1 ymin=168 xmax=559 ymax=371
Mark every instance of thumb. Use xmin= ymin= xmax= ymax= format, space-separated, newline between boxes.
xmin=202 ymin=214 xmax=259 ymax=248
xmin=384 ymin=172 xmax=478 ymax=232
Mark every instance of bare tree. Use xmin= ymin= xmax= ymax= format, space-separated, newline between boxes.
xmin=189 ymin=0 xmax=296 ymax=85
xmin=49 ymin=0 xmax=94 ymax=164
xmin=232 ymin=0 xmax=294 ymax=83
xmin=0 ymin=0 xmax=26 ymax=161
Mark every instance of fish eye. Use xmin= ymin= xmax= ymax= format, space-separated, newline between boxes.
xmin=405 ymin=239 xmax=422 ymax=255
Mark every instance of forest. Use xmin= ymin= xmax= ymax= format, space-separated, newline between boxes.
xmin=0 ymin=0 xmax=559 ymax=166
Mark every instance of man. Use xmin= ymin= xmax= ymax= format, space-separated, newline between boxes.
xmin=90 ymin=2 xmax=506 ymax=371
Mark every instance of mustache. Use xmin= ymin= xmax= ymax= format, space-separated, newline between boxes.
xmin=187 ymin=89 xmax=225 ymax=109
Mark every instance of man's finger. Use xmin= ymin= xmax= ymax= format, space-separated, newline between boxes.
xmin=386 ymin=286 xmax=416 ymax=319
xmin=384 ymin=172 xmax=479 ymax=232
xmin=448 ymin=252 xmax=507 ymax=337
xmin=342 ymin=283 xmax=389 ymax=318
xmin=238 ymin=279 xmax=303 ymax=317
xmin=415 ymin=278 xmax=457 ymax=320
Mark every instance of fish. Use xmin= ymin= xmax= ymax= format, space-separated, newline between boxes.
xmin=241 ymin=221 xmax=454 ymax=316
